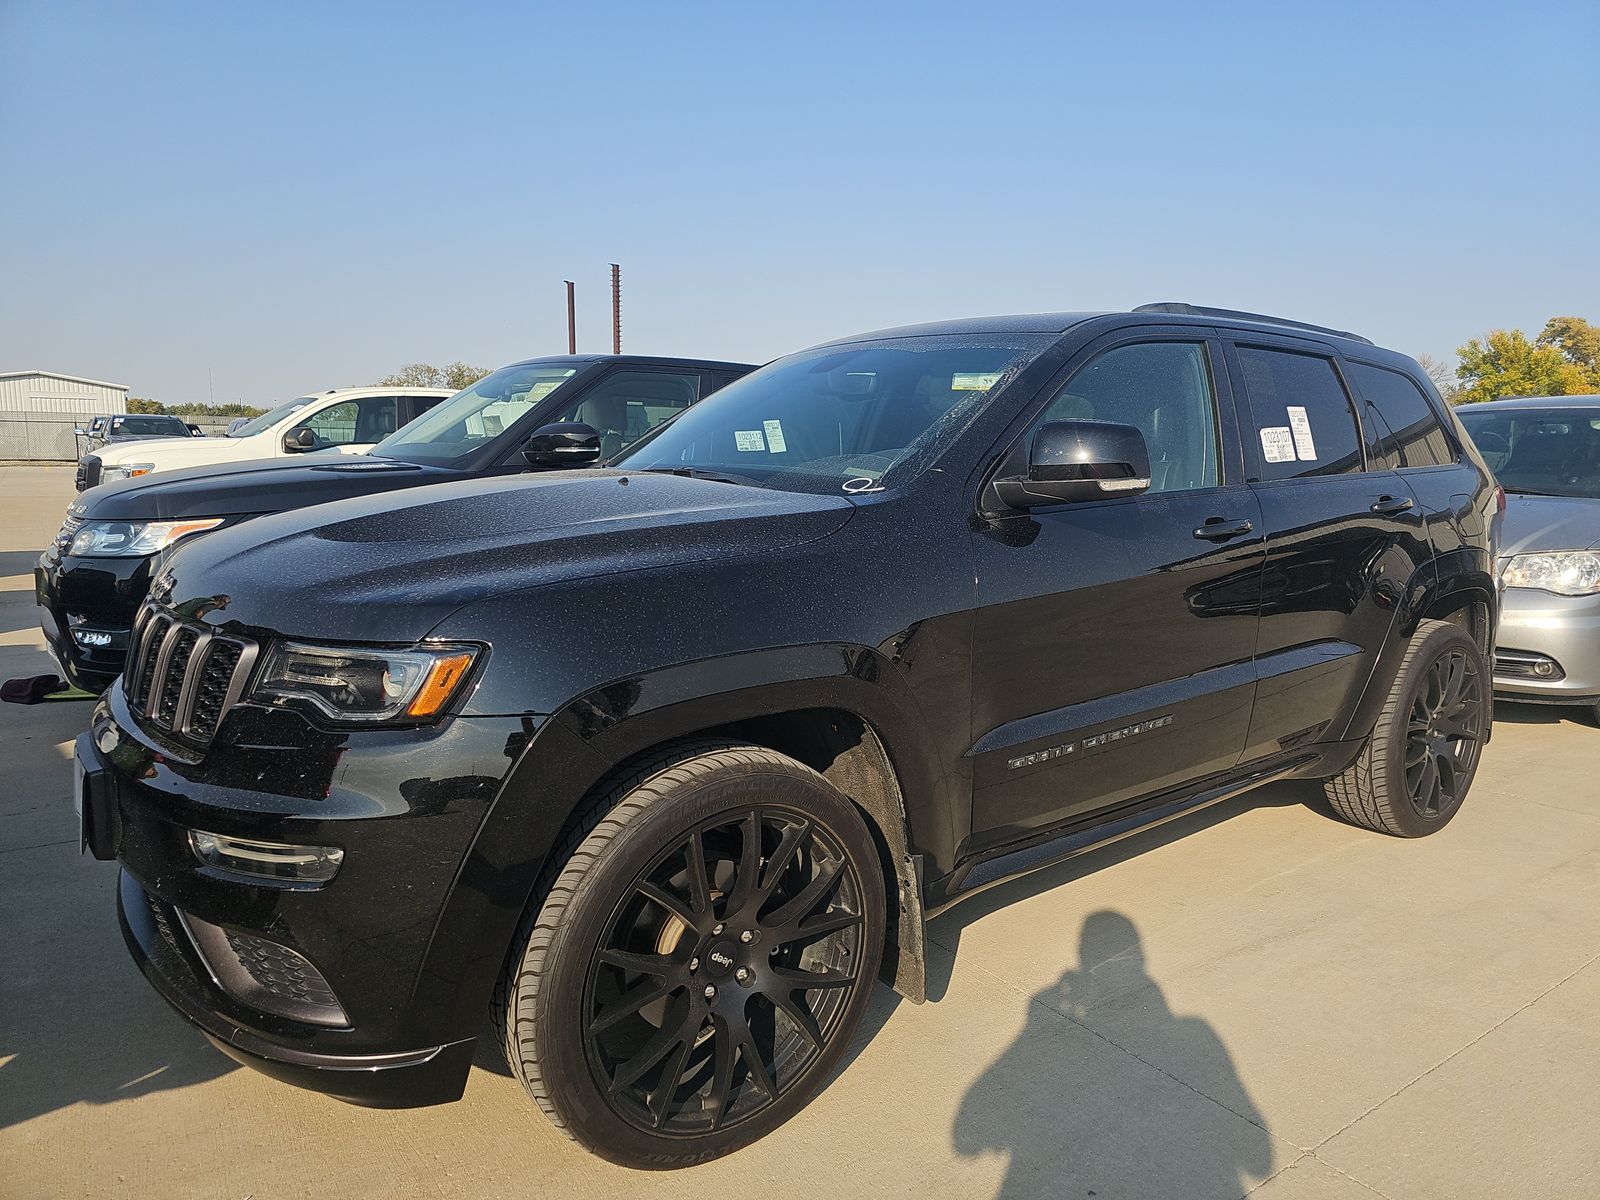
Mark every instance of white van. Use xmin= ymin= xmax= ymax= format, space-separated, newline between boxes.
xmin=85 ymin=386 xmax=453 ymax=487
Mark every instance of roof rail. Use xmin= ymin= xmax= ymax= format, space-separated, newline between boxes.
xmin=1132 ymin=302 xmax=1374 ymax=346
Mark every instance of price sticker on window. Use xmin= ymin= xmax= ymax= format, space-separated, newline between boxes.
xmin=1260 ymin=427 xmax=1296 ymax=464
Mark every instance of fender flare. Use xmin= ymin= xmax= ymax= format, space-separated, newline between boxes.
xmin=416 ymin=644 xmax=943 ymax=1040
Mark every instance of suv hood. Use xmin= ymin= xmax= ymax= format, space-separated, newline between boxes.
xmin=158 ymin=471 xmax=856 ymax=643
xmin=1499 ymin=493 xmax=1600 ymax=557
xmin=71 ymin=455 xmax=450 ymax=521
xmin=94 ymin=435 xmax=257 ymax=470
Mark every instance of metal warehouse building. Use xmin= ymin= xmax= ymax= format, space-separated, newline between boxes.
xmin=0 ymin=370 xmax=129 ymax=461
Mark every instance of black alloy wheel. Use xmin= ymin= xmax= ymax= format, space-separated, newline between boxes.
xmin=1404 ymin=646 xmax=1485 ymax=820
xmin=494 ymin=741 xmax=886 ymax=1168
xmin=584 ymin=807 xmax=865 ymax=1136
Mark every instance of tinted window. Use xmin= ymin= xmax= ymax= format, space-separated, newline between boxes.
xmin=1350 ymin=363 xmax=1455 ymax=469
xmin=295 ymin=396 xmax=400 ymax=446
xmin=1456 ymin=406 xmax=1600 ymax=498
xmin=111 ymin=416 xmax=186 ymax=436
xmin=569 ymin=371 xmax=700 ymax=460
xmin=1237 ymin=348 xmax=1363 ymax=480
xmin=1033 ymin=341 xmax=1220 ymax=493
xmin=614 ymin=335 xmax=1053 ymax=495
xmin=373 ymin=364 xmax=580 ymax=462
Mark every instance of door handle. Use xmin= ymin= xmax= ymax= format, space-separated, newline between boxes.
xmin=1193 ymin=517 xmax=1254 ymax=541
xmin=1370 ymin=494 xmax=1415 ymax=515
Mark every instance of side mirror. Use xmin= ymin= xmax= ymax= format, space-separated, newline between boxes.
xmin=522 ymin=421 xmax=601 ymax=468
xmin=994 ymin=420 xmax=1152 ymax=508
xmin=73 ymin=427 xmax=87 ymax=437
xmin=282 ymin=427 xmax=319 ymax=453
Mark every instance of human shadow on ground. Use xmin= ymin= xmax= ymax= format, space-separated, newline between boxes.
xmin=952 ymin=911 xmax=1273 ymax=1200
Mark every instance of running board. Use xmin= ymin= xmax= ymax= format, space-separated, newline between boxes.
xmin=931 ymin=758 xmax=1312 ymax=915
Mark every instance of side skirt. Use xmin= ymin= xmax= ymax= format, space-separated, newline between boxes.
xmin=926 ymin=755 xmax=1316 ymax=917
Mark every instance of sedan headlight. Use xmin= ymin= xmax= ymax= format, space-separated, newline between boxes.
xmin=252 ymin=641 xmax=478 ymax=723
xmin=66 ymin=518 xmax=224 ymax=557
xmin=100 ymin=462 xmax=156 ymax=482
xmin=1500 ymin=551 xmax=1600 ymax=597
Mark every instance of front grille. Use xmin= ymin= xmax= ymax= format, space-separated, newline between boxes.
xmin=124 ymin=603 xmax=258 ymax=747
xmin=77 ymin=457 xmax=101 ymax=492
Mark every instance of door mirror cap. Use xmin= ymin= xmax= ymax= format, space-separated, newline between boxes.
xmin=522 ymin=421 xmax=602 ymax=468
xmin=994 ymin=420 xmax=1152 ymax=508
xmin=283 ymin=427 xmax=319 ymax=453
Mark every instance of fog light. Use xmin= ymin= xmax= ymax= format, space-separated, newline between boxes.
xmin=188 ymin=830 xmax=343 ymax=885
xmin=1533 ymin=660 xmax=1557 ymax=677
xmin=73 ymin=629 xmax=113 ymax=648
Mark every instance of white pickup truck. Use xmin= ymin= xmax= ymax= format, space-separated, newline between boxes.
xmin=82 ymin=386 xmax=453 ymax=489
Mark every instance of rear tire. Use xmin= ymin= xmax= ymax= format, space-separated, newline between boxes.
xmin=1324 ymin=619 xmax=1488 ymax=837
xmin=495 ymin=741 xmax=885 ymax=1168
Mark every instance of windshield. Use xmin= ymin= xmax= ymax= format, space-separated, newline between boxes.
xmin=371 ymin=363 xmax=579 ymax=462
xmin=230 ymin=397 xmax=315 ymax=438
xmin=611 ymin=335 xmax=1052 ymax=494
xmin=111 ymin=416 xmax=185 ymax=436
xmin=1458 ymin=406 xmax=1600 ymax=499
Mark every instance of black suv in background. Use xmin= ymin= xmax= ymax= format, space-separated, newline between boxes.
xmin=78 ymin=305 xmax=1500 ymax=1167
xmin=38 ymin=355 xmax=753 ymax=690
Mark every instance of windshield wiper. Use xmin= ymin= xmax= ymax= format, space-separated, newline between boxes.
xmin=629 ymin=466 xmax=764 ymax=488
xmin=1502 ymin=485 xmax=1557 ymax=496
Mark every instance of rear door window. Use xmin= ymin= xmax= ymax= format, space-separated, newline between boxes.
xmin=1347 ymin=363 xmax=1456 ymax=470
xmin=1235 ymin=347 xmax=1364 ymax=480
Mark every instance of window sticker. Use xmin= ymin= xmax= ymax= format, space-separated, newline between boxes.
xmin=762 ymin=419 xmax=788 ymax=453
xmin=734 ymin=430 xmax=766 ymax=452
xmin=1260 ymin=427 xmax=1296 ymax=463
xmin=527 ymin=381 xmax=565 ymax=400
xmin=1286 ymin=406 xmax=1318 ymax=460
xmin=951 ymin=371 xmax=1003 ymax=391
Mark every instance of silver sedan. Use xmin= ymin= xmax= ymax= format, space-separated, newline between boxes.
xmin=1458 ymin=395 xmax=1600 ymax=725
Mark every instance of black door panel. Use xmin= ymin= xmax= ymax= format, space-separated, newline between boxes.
xmin=968 ymin=334 xmax=1262 ymax=848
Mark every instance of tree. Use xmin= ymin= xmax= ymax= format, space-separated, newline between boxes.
xmin=378 ymin=361 xmax=491 ymax=391
xmin=1415 ymin=354 xmax=1461 ymax=403
xmin=1536 ymin=316 xmax=1600 ymax=385
xmin=1452 ymin=328 xmax=1592 ymax=405
xmin=127 ymin=396 xmax=164 ymax=414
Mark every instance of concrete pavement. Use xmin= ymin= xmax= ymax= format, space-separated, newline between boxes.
xmin=2 ymin=461 xmax=1597 ymax=1199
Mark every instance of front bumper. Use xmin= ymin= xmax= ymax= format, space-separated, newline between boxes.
xmin=35 ymin=547 xmax=152 ymax=691
xmin=81 ymin=689 xmax=533 ymax=1107
xmin=1493 ymin=586 xmax=1600 ymax=707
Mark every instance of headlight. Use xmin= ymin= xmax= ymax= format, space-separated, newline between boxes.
xmin=66 ymin=518 xmax=224 ymax=557
xmin=1500 ymin=551 xmax=1600 ymax=596
xmin=100 ymin=462 xmax=156 ymax=482
xmin=252 ymin=641 xmax=478 ymax=723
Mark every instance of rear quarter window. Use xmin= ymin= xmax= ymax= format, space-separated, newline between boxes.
xmin=1349 ymin=362 xmax=1456 ymax=469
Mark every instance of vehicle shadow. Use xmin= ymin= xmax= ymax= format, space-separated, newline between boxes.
xmin=951 ymin=910 xmax=1272 ymax=1199
xmin=1493 ymin=698 xmax=1597 ymax=729
xmin=0 ymin=863 xmax=237 ymax=1130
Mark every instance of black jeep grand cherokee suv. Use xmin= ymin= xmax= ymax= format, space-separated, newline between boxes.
xmin=78 ymin=305 xmax=1501 ymax=1167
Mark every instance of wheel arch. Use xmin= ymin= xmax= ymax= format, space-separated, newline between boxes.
xmin=1338 ymin=551 xmax=1497 ymax=743
xmin=422 ymin=650 xmax=939 ymax=1045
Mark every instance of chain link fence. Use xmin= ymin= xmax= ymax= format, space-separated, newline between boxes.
xmin=0 ymin=414 xmax=236 ymax=461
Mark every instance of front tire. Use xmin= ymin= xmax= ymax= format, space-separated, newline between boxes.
xmin=496 ymin=741 xmax=885 ymax=1168
xmin=1324 ymin=619 xmax=1488 ymax=837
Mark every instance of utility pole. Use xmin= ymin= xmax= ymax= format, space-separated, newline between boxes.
xmin=564 ymin=281 xmax=576 ymax=355
xmin=610 ymin=263 xmax=622 ymax=354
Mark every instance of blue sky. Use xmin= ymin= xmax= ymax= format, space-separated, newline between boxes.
xmin=2 ymin=1 xmax=1596 ymax=405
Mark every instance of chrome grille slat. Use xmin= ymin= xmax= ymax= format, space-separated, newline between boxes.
xmin=123 ymin=601 xmax=256 ymax=748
